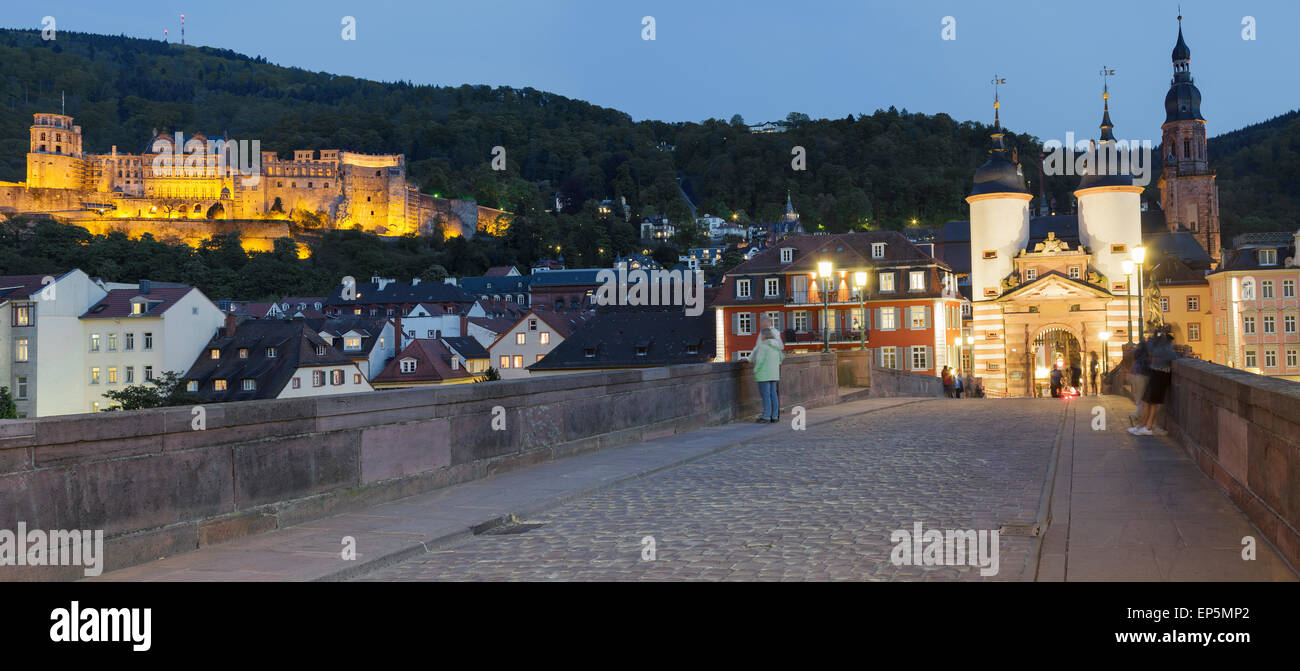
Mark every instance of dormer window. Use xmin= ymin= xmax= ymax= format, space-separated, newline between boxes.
xmin=400 ymin=358 xmax=417 ymax=373
xmin=583 ymin=347 xmax=597 ymax=358
xmin=265 ymin=347 xmax=278 ymax=358
xmin=209 ymin=348 xmax=220 ymax=359
xmin=344 ymin=336 xmax=362 ymax=350
xmin=872 ymin=243 xmax=886 ymax=259
xmin=635 ymin=346 xmax=647 ymax=357
xmin=780 ymin=247 xmax=794 ymax=264
xmin=238 ymin=348 xmax=249 ymax=359
xmin=316 ymin=344 xmax=327 ymax=356
xmin=1025 ymin=268 xmax=1037 ymax=281
xmin=737 ymin=279 xmax=752 ymax=299
xmin=1259 ymin=249 xmax=1277 ymax=266
xmin=451 ymin=357 xmax=460 ymax=370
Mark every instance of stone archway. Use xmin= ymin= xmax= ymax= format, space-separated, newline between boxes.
xmin=1030 ymin=323 xmax=1084 ymax=397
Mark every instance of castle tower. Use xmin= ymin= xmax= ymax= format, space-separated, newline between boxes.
xmin=1075 ymin=80 xmax=1142 ymax=294
xmin=26 ymin=113 xmax=85 ymax=189
xmin=1158 ymin=14 xmax=1221 ymax=265
xmin=967 ymin=96 xmax=1031 ymax=302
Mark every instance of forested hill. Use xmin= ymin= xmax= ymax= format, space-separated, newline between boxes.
xmin=0 ymin=28 xmax=1294 ymax=243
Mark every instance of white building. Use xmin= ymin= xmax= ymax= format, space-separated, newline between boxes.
xmin=488 ymin=309 xmax=588 ymax=379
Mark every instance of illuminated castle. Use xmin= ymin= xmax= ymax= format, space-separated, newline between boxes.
xmin=4 ymin=114 xmax=509 ymax=248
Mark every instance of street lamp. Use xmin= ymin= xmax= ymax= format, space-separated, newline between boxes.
xmin=1098 ymin=330 xmax=1111 ymax=395
xmin=1121 ymin=259 xmax=1135 ymax=344
xmin=1131 ymin=246 xmax=1146 ymax=341
xmin=854 ymin=270 xmax=869 ymax=350
xmin=817 ymin=260 xmax=833 ymax=353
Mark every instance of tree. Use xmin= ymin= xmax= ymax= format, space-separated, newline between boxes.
xmin=0 ymin=386 xmax=16 ymax=419
xmin=102 ymin=371 xmax=201 ymax=411
xmin=475 ymin=367 xmax=501 ymax=383
xmin=419 ymin=264 xmax=449 ymax=282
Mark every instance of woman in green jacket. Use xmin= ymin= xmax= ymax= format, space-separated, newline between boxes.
xmin=751 ymin=328 xmax=785 ymax=423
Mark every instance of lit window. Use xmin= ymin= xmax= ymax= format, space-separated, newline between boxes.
xmin=1188 ymin=323 xmax=1201 ymax=341
xmin=107 ymin=367 xmax=118 ymax=384
xmin=1187 ymin=296 xmax=1200 ymax=312
xmin=89 ymin=334 xmax=100 ymax=351
xmin=331 ymin=370 xmax=343 ymax=385
xmin=540 ymin=332 xmax=550 ymax=345
xmin=313 ymin=371 xmax=325 ymax=387
xmin=344 ymin=336 xmax=362 ymax=350
xmin=499 ymin=355 xmax=510 ymax=369
xmin=210 ymin=348 xmax=220 ymax=359
xmin=513 ymin=355 xmax=523 ymax=369
xmin=186 ymin=381 xmax=197 ymax=392
xmin=879 ymin=273 xmax=895 ymax=292
xmin=15 ymin=337 xmax=29 ymax=362
xmin=516 ymin=333 xmax=526 ymax=345
xmin=909 ymin=271 xmax=925 ymax=290
xmin=880 ymin=308 xmax=897 ymax=330
xmin=90 ymin=367 xmax=100 ymax=384
xmin=214 ymin=379 xmax=227 ymax=391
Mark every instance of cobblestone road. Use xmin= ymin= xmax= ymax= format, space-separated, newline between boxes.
xmin=356 ymin=399 xmax=1066 ymax=581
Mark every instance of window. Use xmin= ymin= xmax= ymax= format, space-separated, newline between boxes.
xmin=143 ymin=332 xmax=153 ymax=350
xmin=1244 ymin=316 xmax=1256 ymax=334
xmin=1288 ymin=348 xmax=1298 ymax=368
xmin=1187 ymin=296 xmax=1200 ymax=312
xmin=313 ymin=371 xmax=325 ymax=387
xmin=872 ymin=243 xmax=886 ymax=259
xmin=1264 ymin=349 xmax=1278 ymax=369
xmin=450 ymin=358 xmax=459 ymax=371
xmin=1264 ymin=316 xmax=1276 ymax=334
xmin=292 ymin=378 xmax=301 ymax=389
xmin=1111 ymin=244 xmax=1127 ymax=254
xmin=516 ymin=333 xmax=526 ymax=345
xmin=909 ymin=271 xmax=925 ymax=291
xmin=499 ymin=355 xmax=510 ymax=369
xmin=765 ymin=311 xmax=782 ymax=331
xmin=90 ymin=367 xmax=100 ymax=384
xmin=1283 ymin=280 xmax=1295 ymax=298
xmin=107 ymin=367 xmax=118 ymax=384
xmin=879 ymin=272 xmax=895 ymax=293
xmin=16 ymin=376 xmax=28 ymax=399
xmin=400 ymin=358 xmax=417 ymax=373
xmin=1245 ymin=349 xmax=1257 ymax=368
xmin=1069 ymin=266 xmax=1080 ymax=280
xmin=186 ymin=381 xmax=198 ymax=392
xmin=583 ymin=347 xmax=596 ymax=358
xmin=354 ymin=373 xmax=363 ymax=384
xmin=266 ymin=347 xmax=278 ymax=358
xmin=1262 ymin=281 xmax=1274 ymax=299
xmin=125 ymin=333 xmax=134 ymax=350
xmin=236 ymin=348 xmax=248 ymax=359
xmin=910 ymin=346 xmax=929 ymax=371
xmin=737 ymin=312 xmax=754 ymax=335
xmin=910 ymin=307 xmax=927 ymax=329
xmin=1216 ymin=317 xmax=1225 ymax=336
xmin=982 ymin=250 xmax=997 ymax=260
xmin=210 ymin=348 xmax=220 ymax=359
xmin=14 ymin=337 xmax=29 ymax=362
xmin=124 ymin=366 xmax=134 ymax=384
xmin=793 ymin=311 xmax=809 ymax=332
xmin=1159 ymin=297 xmax=1169 ymax=313
xmin=737 ymin=279 xmax=752 ymax=299
xmin=880 ymin=307 xmax=897 ymax=330
xmin=144 ymin=366 xmax=153 ymax=381
xmin=781 ymin=248 xmax=795 ymax=263
xmin=214 ymin=379 xmax=227 ymax=391
xmin=316 ymin=345 xmax=328 ymax=356
xmin=528 ymin=319 xmax=538 ymax=331
xmin=108 ymin=333 xmax=117 ymax=351
xmin=1188 ymin=323 xmax=1201 ymax=341
xmin=881 ymin=347 xmax=897 ymax=369
xmin=331 ymin=370 xmax=344 ymax=385
xmin=89 ymin=334 xmax=100 ymax=352
xmin=1025 ymin=268 xmax=1037 ymax=281
xmin=344 ymin=336 xmax=361 ymax=350
xmin=540 ymin=332 xmax=550 ymax=345
xmin=241 ymin=379 xmax=256 ymax=391
xmin=1286 ymin=315 xmax=1297 ymax=334
xmin=513 ymin=355 xmax=523 ymax=369
xmin=765 ymin=278 xmax=780 ymax=297
xmin=1259 ymin=249 xmax=1277 ymax=266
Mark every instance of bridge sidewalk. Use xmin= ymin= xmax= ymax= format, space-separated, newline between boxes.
xmin=87 ymin=396 xmax=921 ymax=582
xmin=1034 ymin=394 xmax=1297 ymax=581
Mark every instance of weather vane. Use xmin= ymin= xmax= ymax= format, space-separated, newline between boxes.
xmin=1100 ymin=66 xmax=1115 ymax=93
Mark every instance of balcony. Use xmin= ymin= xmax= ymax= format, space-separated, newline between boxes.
xmin=786 ymin=330 xmax=867 ymax=345
xmin=787 ymin=289 xmax=860 ymax=306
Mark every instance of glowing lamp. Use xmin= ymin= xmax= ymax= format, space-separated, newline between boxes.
xmin=1131 ymin=246 xmax=1146 ymax=264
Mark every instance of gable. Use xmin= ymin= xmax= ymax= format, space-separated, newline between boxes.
xmin=999 ymin=273 xmax=1111 ymax=302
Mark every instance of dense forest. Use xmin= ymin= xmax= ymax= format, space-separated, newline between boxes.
xmin=0 ymin=28 xmax=1295 ymax=293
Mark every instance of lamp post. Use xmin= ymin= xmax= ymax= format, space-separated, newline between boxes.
xmin=854 ymin=270 xmax=869 ymax=350
xmin=817 ymin=260 xmax=833 ymax=353
xmin=964 ymin=335 xmax=975 ymax=379
xmin=1121 ymin=259 xmax=1135 ymax=344
xmin=1132 ymin=246 xmax=1146 ymax=342
xmin=1099 ymin=330 xmax=1111 ymax=395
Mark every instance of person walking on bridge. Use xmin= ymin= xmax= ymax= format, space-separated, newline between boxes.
xmin=751 ymin=327 xmax=785 ymax=423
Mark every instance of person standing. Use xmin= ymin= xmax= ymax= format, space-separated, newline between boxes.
xmin=751 ymin=327 xmax=785 ymax=423
xmin=1129 ymin=334 xmax=1151 ymax=426
xmin=1129 ymin=327 xmax=1179 ymax=436
xmin=941 ymin=366 xmax=954 ymax=398
xmin=954 ymin=372 xmax=964 ymax=399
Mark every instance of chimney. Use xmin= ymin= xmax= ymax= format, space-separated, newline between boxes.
xmin=223 ymin=312 xmax=239 ymax=337
xmin=139 ymin=279 xmax=151 ymax=295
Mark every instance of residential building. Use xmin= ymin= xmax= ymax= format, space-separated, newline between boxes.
xmin=370 ymin=338 xmax=477 ymax=388
xmin=183 ymin=319 xmax=372 ymax=401
xmin=305 ymin=316 xmax=395 ymax=380
xmin=324 ymin=276 xmax=477 ymax=319
xmin=1207 ymin=231 xmax=1300 ymax=380
xmin=527 ymin=269 xmax=605 ymax=311
xmin=530 ymin=307 xmax=712 ymax=375
xmin=489 ymin=309 xmax=591 ymax=379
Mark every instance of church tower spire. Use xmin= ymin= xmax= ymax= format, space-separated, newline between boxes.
xmin=1158 ymin=13 xmax=1220 ymax=265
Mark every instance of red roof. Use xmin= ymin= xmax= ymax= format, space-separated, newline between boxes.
xmin=81 ymin=287 xmax=195 ymax=319
xmin=484 ymin=266 xmax=518 ymax=277
xmin=372 ymin=339 xmax=474 ymax=384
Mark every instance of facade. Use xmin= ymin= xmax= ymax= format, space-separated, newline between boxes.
xmin=715 ymin=231 xmax=963 ymax=377
xmin=183 ymin=319 xmax=372 ymax=401
xmin=77 ymin=284 xmax=226 ymax=414
xmin=370 ymin=338 xmax=477 ymax=388
xmin=527 ymin=269 xmax=604 ymax=311
xmin=1 ymin=271 xmax=104 ymax=418
xmin=488 ymin=309 xmax=591 ymax=379
xmin=305 ymin=317 xmax=396 ymax=380
xmin=1207 ymin=233 xmax=1300 ymax=380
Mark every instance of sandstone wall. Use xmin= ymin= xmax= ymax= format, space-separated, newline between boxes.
xmin=0 ymin=355 xmax=837 ymax=580
xmin=1166 ymin=358 xmax=1300 ymax=570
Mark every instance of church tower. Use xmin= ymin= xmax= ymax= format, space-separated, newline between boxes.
xmin=967 ymin=95 xmax=1031 ymax=302
xmin=1158 ymin=15 xmax=1221 ymax=265
xmin=1075 ymin=80 xmax=1142 ymax=293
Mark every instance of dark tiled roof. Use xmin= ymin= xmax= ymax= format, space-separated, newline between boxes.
xmin=484 ymin=266 xmax=518 ymax=277
xmin=1026 ymin=215 xmax=1081 ymax=249
xmin=441 ymin=336 xmax=489 ymax=360
xmin=183 ymin=320 xmax=354 ymax=402
xmin=728 ymin=232 xmax=936 ymax=277
xmin=372 ymin=339 xmax=474 ymax=385
xmin=467 ymin=316 xmax=516 ymax=335
xmin=528 ymin=308 xmax=592 ymax=339
xmin=303 ymin=316 xmax=390 ymax=357
xmin=81 ymin=287 xmax=195 ymax=319
xmin=1148 ymin=254 xmax=1208 ymax=286
xmin=1146 ymin=231 xmax=1213 ymax=271
xmin=526 ymin=269 xmax=606 ymax=287
xmin=325 ymin=280 xmax=476 ymax=306
xmin=0 ymin=272 xmax=69 ymax=303
xmin=530 ymin=307 xmax=713 ymax=371
xmin=458 ymin=275 xmax=532 ymax=294
xmin=1213 ymin=239 xmax=1298 ymax=274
